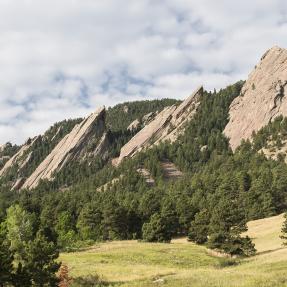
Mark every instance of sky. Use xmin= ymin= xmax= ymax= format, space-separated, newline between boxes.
xmin=0 ymin=0 xmax=287 ymax=144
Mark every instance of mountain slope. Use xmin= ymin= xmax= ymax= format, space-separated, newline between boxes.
xmin=224 ymin=46 xmax=287 ymax=150
xmin=22 ymin=107 xmax=106 ymax=190
xmin=113 ymin=86 xmax=202 ymax=165
xmin=0 ymin=118 xmax=81 ymax=188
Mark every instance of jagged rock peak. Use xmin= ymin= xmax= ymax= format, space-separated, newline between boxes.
xmin=22 ymin=107 xmax=106 ymax=190
xmin=224 ymin=46 xmax=287 ymax=150
xmin=113 ymin=86 xmax=203 ymax=166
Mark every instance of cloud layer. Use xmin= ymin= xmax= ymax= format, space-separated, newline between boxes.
xmin=0 ymin=0 xmax=287 ymax=144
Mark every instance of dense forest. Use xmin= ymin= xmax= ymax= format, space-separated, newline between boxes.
xmin=2 ymin=82 xmax=287 ymax=285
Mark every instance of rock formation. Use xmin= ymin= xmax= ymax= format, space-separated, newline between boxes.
xmin=0 ymin=136 xmax=41 ymax=177
xmin=142 ymin=112 xmax=156 ymax=124
xmin=224 ymin=46 xmax=287 ymax=150
xmin=22 ymin=107 xmax=106 ymax=190
xmin=137 ymin=168 xmax=155 ymax=186
xmin=161 ymin=160 xmax=183 ymax=180
xmin=12 ymin=178 xmax=26 ymax=191
xmin=127 ymin=119 xmax=140 ymax=131
xmin=113 ymin=86 xmax=202 ymax=165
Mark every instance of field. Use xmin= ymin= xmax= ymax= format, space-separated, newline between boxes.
xmin=60 ymin=213 xmax=287 ymax=287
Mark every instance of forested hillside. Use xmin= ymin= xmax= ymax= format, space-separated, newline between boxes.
xmin=106 ymin=98 xmax=180 ymax=132
xmin=2 ymin=80 xmax=287 ymax=285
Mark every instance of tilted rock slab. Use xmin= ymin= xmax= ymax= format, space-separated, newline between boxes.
xmin=224 ymin=46 xmax=287 ymax=150
xmin=0 ymin=136 xmax=41 ymax=177
xmin=22 ymin=107 xmax=106 ymax=190
xmin=113 ymin=86 xmax=202 ymax=165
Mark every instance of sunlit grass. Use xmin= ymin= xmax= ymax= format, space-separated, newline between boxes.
xmin=60 ymin=214 xmax=287 ymax=287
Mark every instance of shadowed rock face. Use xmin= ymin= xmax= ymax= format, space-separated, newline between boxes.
xmin=22 ymin=107 xmax=106 ymax=190
xmin=113 ymin=86 xmax=203 ymax=166
xmin=224 ymin=46 xmax=287 ymax=150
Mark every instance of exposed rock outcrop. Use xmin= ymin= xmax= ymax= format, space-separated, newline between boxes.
xmin=0 ymin=136 xmax=41 ymax=177
xmin=22 ymin=107 xmax=106 ymax=190
xmin=161 ymin=160 xmax=183 ymax=181
xmin=127 ymin=119 xmax=140 ymax=131
xmin=224 ymin=46 xmax=287 ymax=150
xmin=137 ymin=168 xmax=155 ymax=186
xmin=113 ymin=86 xmax=203 ymax=165
xmin=96 ymin=175 xmax=124 ymax=192
xmin=142 ymin=112 xmax=156 ymax=124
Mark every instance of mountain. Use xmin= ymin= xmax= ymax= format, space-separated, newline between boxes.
xmin=1 ymin=46 xmax=287 ymax=189
xmin=1 ymin=46 xmax=287 ymax=263
xmin=0 ymin=118 xmax=81 ymax=189
xmin=224 ymin=46 xmax=287 ymax=150
xmin=0 ymin=98 xmax=179 ymax=190
xmin=22 ymin=107 xmax=107 ymax=189
xmin=113 ymin=86 xmax=202 ymax=166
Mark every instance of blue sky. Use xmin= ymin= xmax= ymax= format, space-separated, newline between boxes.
xmin=0 ymin=0 xmax=287 ymax=144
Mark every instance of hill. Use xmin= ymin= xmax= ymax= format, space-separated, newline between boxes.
xmin=60 ymin=214 xmax=287 ymax=287
xmin=1 ymin=46 xmax=287 ymax=286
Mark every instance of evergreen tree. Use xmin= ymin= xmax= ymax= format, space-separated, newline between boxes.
xmin=55 ymin=212 xmax=76 ymax=248
xmin=77 ymin=204 xmax=103 ymax=241
xmin=142 ymin=213 xmax=172 ymax=243
xmin=206 ymin=176 xmax=256 ymax=256
xmin=188 ymin=209 xmax=210 ymax=244
xmin=24 ymin=230 xmax=60 ymax=286
xmin=0 ymin=223 xmax=13 ymax=287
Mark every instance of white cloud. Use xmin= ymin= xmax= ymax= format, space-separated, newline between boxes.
xmin=0 ymin=0 xmax=286 ymax=144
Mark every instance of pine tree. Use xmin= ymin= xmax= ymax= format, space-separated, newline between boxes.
xmin=76 ymin=204 xmax=103 ymax=241
xmin=188 ymin=209 xmax=210 ymax=244
xmin=208 ymin=177 xmax=256 ymax=256
xmin=24 ymin=230 xmax=60 ymax=286
xmin=142 ymin=213 xmax=172 ymax=243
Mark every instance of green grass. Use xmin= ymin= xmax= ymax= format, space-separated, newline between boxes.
xmin=60 ymin=214 xmax=287 ymax=286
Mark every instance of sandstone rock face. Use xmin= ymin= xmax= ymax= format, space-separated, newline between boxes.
xmin=0 ymin=136 xmax=41 ymax=177
xmin=142 ymin=112 xmax=156 ymax=124
xmin=161 ymin=160 xmax=183 ymax=181
xmin=114 ymin=86 xmax=202 ymax=165
xmin=22 ymin=107 xmax=106 ymax=190
xmin=127 ymin=119 xmax=140 ymax=131
xmin=224 ymin=46 xmax=287 ymax=150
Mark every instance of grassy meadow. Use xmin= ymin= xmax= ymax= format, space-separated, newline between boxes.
xmin=60 ymin=213 xmax=287 ymax=287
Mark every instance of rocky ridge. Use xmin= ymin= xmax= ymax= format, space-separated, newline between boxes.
xmin=0 ymin=136 xmax=41 ymax=177
xmin=113 ymin=86 xmax=203 ymax=166
xmin=224 ymin=46 xmax=287 ymax=150
xmin=22 ymin=107 xmax=106 ymax=190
